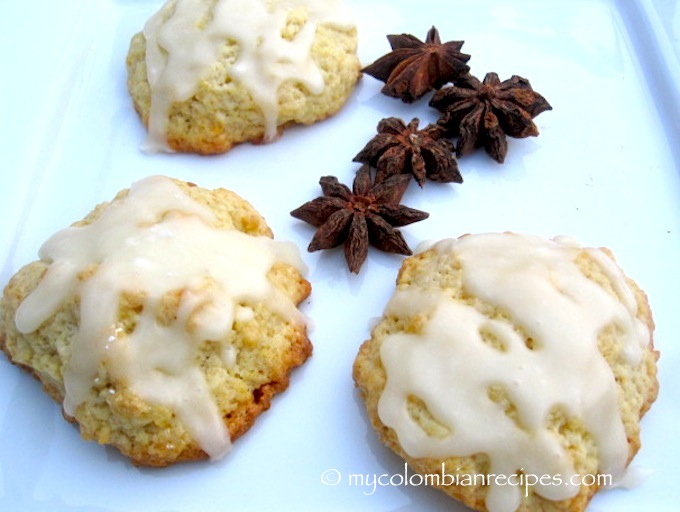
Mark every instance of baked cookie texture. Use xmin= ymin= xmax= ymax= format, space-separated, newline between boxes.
xmin=126 ymin=0 xmax=361 ymax=154
xmin=0 ymin=177 xmax=312 ymax=467
xmin=353 ymin=233 xmax=659 ymax=512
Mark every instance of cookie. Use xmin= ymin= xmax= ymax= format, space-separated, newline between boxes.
xmin=353 ymin=232 xmax=659 ymax=511
xmin=126 ymin=0 xmax=361 ymax=154
xmin=0 ymin=176 xmax=312 ymax=467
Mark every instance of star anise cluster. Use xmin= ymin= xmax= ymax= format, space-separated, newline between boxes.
xmin=290 ymin=165 xmax=429 ymax=273
xmin=361 ymin=26 xmax=552 ymax=163
xmin=291 ymin=115 xmax=466 ymax=272
xmin=291 ymin=25 xmax=554 ymax=274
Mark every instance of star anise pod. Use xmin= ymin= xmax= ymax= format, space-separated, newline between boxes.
xmin=429 ymin=72 xmax=552 ymax=163
xmin=362 ymin=26 xmax=471 ymax=103
xmin=290 ymin=165 xmax=429 ymax=273
xmin=353 ymin=117 xmax=462 ymax=187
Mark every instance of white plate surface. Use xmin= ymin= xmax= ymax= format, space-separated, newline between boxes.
xmin=0 ymin=1 xmax=679 ymax=511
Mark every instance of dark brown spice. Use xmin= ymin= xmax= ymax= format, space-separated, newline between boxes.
xmin=290 ymin=165 xmax=429 ymax=273
xmin=353 ymin=117 xmax=462 ymax=187
xmin=362 ymin=26 xmax=471 ymax=103
xmin=429 ymin=72 xmax=552 ymax=163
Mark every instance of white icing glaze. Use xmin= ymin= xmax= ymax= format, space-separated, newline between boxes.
xmin=377 ymin=233 xmax=651 ymax=511
xmin=15 ymin=175 xmax=306 ymax=460
xmin=142 ymin=0 xmax=355 ymax=152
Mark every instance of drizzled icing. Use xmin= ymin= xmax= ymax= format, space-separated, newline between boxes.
xmin=377 ymin=233 xmax=651 ymax=512
xmin=142 ymin=0 xmax=355 ymax=152
xmin=14 ymin=176 xmax=306 ymax=460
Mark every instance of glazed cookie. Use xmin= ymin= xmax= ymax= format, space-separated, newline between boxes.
xmin=353 ymin=232 xmax=659 ymax=512
xmin=0 ymin=176 xmax=312 ymax=467
xmin=126 ymin=0 xmax=361 ymax=154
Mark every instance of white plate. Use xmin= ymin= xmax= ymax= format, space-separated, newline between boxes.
xmin=1 ymin=1 xmax=679 ymax=511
